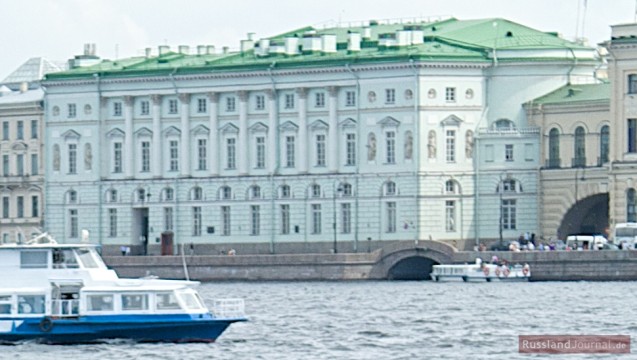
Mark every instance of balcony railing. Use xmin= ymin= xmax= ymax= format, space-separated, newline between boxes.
xmin=477 ymin=127 xmax=541 ymax=136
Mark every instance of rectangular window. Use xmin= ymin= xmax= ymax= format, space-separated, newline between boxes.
xmin=226 ymin=138 xmax=236 ymax=169
xmin=281 ymin=204 xmax=290 ymax=235
xmin=385 ymin=89 xmax=395 ymax=104
xmin=316 ymin=134 xmax=326 ymax=166
xmin=20 ymin=251 xmax=47 ymax=268
xmin=140 ymin=100 xmax=150 ymax=115
xmin=386 ymin=202 xmax=396 ymax=233
xmin=2 ymin=197 xmax=8 ymax=218
xmin=68 ymin=144 xmax=77 ymax=174
xmin=446 ymin=130 xmax=456 ymax=163
xmin=168 ymin=99 xmax=178 ymax=114
xmin=197 ymin=139 xmax=207 ymax=171
xmin=2 ymin=155 xmax=7 ymax=176
xmin=629 ymin=119 xmax=637 ymax=153
xmin=629 ymin=74 xmax=637 ymax=94
xmin=2 ymin=122 xmax=8 ymax=140
xmin=87 ymin=294 xmax=114 ymax=312
xmin=505 ymin=144 xmax=514 ymax=162
xmin=445 ymin=87 xmax=456 ymax=102
xmin=164 ymin=207 xmax=173 ymax=231
xmin=346 ymin=91 xmax=356 ymax=107
xmin=445 ymin=200 xmax=456 ymax=232
xmin=226 ymin=97 xmax=236 ymax=112
xmin=386 ymin=131 xmax=396 ymax=164
xmin=341 ymin=203 xmax=351 ymax=234
xmin=255 ymin=95 xmax=265 ymax=110
xmin=31 ymin=120 xmax=38 ymax=139
xmin=285 ymin=136 xmax=295 ymax=168
xmin=16 ymin=196 xmax=23 ymax=218
xmin=113 ymin=102 xmax=122 ymax=116
xmin=16 ymin=121 xmax=23 ymax=140
xmin=221 ymin=206 xmax=231 ymax=236
xmin=108 ymin=208 xmax=117 ymax=237
xmin=17 ymin=295 xmax=45 ymax=314
xmin=68 ymin=103 xmax=77 ymax=118
xmin=69 ymin=209 xmax=78 ymax=238
xmin=285 ymin=94 xmax=295 ymax=109
xmin=193 ymin=207 xmax=202 ymax=236
xmin=255 ymin=136 xmax=265 ymax=169
xmin=197 ymin=98 xmax=207 ymax=113
xmin=346 ymin=133 xmax=356 ymax=166
xmin=315 ymin=92 xmax=325 ymax=107
xmin=502 ymin=199 xmax=517 ymax=230
xmin=311 ymin=204 xmax=322 ymax=234
xmin=31 ymin=196 xmax=38 ymax=218
xmin=121 ymin=294 xmax=149 ymax=311
xmin=141 ymin=141 xmax=150 ymax=172
xmin=16 ymin=154 xmax=23 ymax=176
xmin=251 ymin=205 xmax=260 ymax=235
xmin=113 ymin=142 xmax=122 ymax=173
xmin=31 ymin=154 xmax=38 ymax=175
xmin=169 ymin=140 xmax=179 ymax=171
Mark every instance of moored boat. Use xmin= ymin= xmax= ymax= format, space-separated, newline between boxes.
xmin=0 ymin=233 xmax=246 ymax=344
xmin=430 ymin=259 xmax=530 ymax=282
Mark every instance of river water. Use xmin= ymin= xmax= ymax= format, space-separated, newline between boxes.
xmin=6 ymin=281 xmax=637 ymax=359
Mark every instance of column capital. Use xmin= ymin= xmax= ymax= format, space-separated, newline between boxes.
xmin=237 ymin=90 xmax=249 ymax=102
xmin=151 ymin=94 xmax=162 ymax=106
xmin=296 ymin=87 xmax=308 ymax=99
xmin=124 ymin=95 xmax=135 ymax=107
xmin=178 ymin=93 xmax=190 ymax=104
xmin=327 ymin=86 xmax=339 ymax=97
xmin=207 ymin=92 xmax=219 ymax=103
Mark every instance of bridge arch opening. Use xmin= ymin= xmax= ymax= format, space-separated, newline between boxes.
xmin=387 ymin=256 xmax=439 ymax=280
xmin=558 ymin=193 xmax=608 ymax=238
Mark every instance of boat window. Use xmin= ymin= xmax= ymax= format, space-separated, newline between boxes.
xmin=122 ymin=294 xmax=149 ymax=311
xmin=155 ymin=292 xmax=180 ymax=310
xmin=0 ymin=295 xmax=11 ymax=314
xmin=87 ymin=294 xmax=114 ymax=311
xmin=178 ymin=292 xmax=204 ymax=310
xmin=17 ymin=295 xmax=45 ymax=314
xmin=76 ymin=248 xmax=99 ymax=268
xmin=20 ymin=251 xmax=48 ymax=268
xmin=52 ymin=248 xmax=79 ymax=269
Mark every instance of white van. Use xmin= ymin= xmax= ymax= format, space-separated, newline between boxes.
xmin=614 ymin=223 xmax=637 ymax=249
xmin=565 ymin=235 xmax=607 ymax=250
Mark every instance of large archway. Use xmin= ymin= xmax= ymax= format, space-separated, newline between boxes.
xmin=387 ymin=256 xmax=439 ymax=280
xmin=558 ymin=193 xmax=609 ymax=238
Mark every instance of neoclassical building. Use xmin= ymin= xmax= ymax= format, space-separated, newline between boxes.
xmin=42 ymin=17 xmax=599 ymax=254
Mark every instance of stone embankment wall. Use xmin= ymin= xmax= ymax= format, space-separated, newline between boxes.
xmin=104 ymin=248 xmax=637 ymax=281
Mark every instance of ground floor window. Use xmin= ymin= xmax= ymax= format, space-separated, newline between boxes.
xmin=386 ymin=201 xmax=396 ymax=233
xmin=445 ymin=200 xmax=456 ymax=232
xmin=502 ymin=199 xmax=516 ymax=230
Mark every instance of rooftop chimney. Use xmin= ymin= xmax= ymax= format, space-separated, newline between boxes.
xmin=362 ymin=27 xmax=372 ymax=39
xmin=348 ymin=32 xmax=361 ymax=52
xmin=255 ymin=39 xmax=270 ymax=56
xmin=207 ymin=45 xmax=216 ymax=55
xmin=144 ymin=48 xmax=152 ymax=58
xmin=321 ymin=34 xmax=337 ymax=53
xmin=159 ymin=45 xmax=170 ymax=56
xmin=285 ymin=36 xmax=299 ymax=55
xmin=178 ymin=45 xmax=190 ymax=55
xmin=197 ymin=45 xmax=206 ymax=55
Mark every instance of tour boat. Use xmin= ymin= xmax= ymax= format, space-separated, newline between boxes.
xmin=0 ymin=233 xmax=246 ymax=344
xmin=430 ymin=260 xmax=531 ymax=282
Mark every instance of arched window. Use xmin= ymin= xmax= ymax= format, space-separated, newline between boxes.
xmin=385 ymin=181 xmax=396 ymax=196
xmin=250 ymin=185 xmax=261 ymax=199
xmin=496 ymin=179 xmax=522 ymax=193
xmin=311 ymin=184 xmax=321 ymax=198
xmin=341 ymin=183 xmax=353 ymax=196
xmin=66 ymin=190 xmax=77 ymax=204
xmin=445 ymin=180 xmax=460 ymax=194
xmin=220 ymin=186 xmax=232 ymax=200
xmin=600 ymin=125 xmax=610 ymax=164
xmin=137 ymin=188 xmax=146 ymax=202
xmin=548 ymin=128 xmax=560 ymax=168
xmin=280 ymin=185 xmax=291 ymax=198
xmin=106 ymin=189 xmax=117 ymax=203
xmin=162 ymin=187 xmax=174 ymax=201
xmin=191 ymin=186 xmax=203 ymax=200
xmin=628 ymin=189 xmax=637 ymax=222
xmin=574 ymin=126 xmax=586 ymax=167
xmin=494 ymin=119 xmax=515 ymax=130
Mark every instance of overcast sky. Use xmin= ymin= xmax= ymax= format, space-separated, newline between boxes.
xmin=1 ymin=0 xmax=636 ymax=80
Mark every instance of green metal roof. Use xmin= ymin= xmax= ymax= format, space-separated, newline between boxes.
xmin=44 ymin=17 xmax=595 ymax=81
xmin=529 ymin=83 xmax=610 ymax=105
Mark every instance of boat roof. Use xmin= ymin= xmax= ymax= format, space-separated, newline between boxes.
xmin=0 ymin=243 xmax=99 ymax=250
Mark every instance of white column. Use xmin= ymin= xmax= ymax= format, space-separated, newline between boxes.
xmin=208 ymin=92 xmax=219 ymax=176
xmin=266 ymin=89 xmax=278 ymax=174
xmin=179 ymin=93 xmax=191 ymax=177
xmin=124 ymin=96 xmax=134 ymax=178
xmin=297 ymin=88 xmax=308 ymax=173
xmin=151 ymin=95 xmax=162 ymax=177
xmin=328 ymin=86 xmax=339 ymax=173
xmin=238 ymin=91 xmax=249 ymax=175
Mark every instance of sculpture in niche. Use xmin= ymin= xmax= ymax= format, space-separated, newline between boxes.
xmin=404 ymin=131 xmax=413 ymax=160
xmin=465 ymin=130 xmax=474 ymax=159
xmin=84 ymin=143 xmax=92 ymax=170
xmin=367 ymin=132 xmax=377 ymax=161
xmin=53 ymin=144 xmax=60 ymax=171
xmin=427 ymin=130 xmax=436 ymax=159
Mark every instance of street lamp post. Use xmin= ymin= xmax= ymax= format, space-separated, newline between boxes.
xmin=499 ymin=176 xmax=503 ymax=247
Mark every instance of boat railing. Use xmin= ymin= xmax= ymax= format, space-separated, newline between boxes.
xmin=51 ymin=299 xmax=80 ymax=317
xmin=211 ymin=298 xmax=245 ymax=319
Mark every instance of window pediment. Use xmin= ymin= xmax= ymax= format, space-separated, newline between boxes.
xmin=11 ymin=142 xmax=27 ymax=151
xmin=249 ymin=122 xmax=269 ymax=133
xmin=135 ymin=127 xmax=153 ymax=138
xmin=220 ymin=123 xmax=239 ymax=134
xmin=440 ymin=115 xmax=462 ymax=127
xmin=340 ymin=118 xmax=357 ymax=129
xmin=310 ymin=119 xmax=329 ymax=131
xmin=279 ymin=121 xmax=298 ymax=132
xmin=162 ymin=126 xmax=181 ymax=137
xmin=378 ymin=116 xmax=400 ymax=128
xmin=62 ymin=129 xmax=81 ymax=141
xmin=192 ymin=124 xmax=210 ymax=136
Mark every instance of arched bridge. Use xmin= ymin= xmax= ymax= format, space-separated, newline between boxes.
xmin=370 ymin=240 xmax=456 ymax=280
